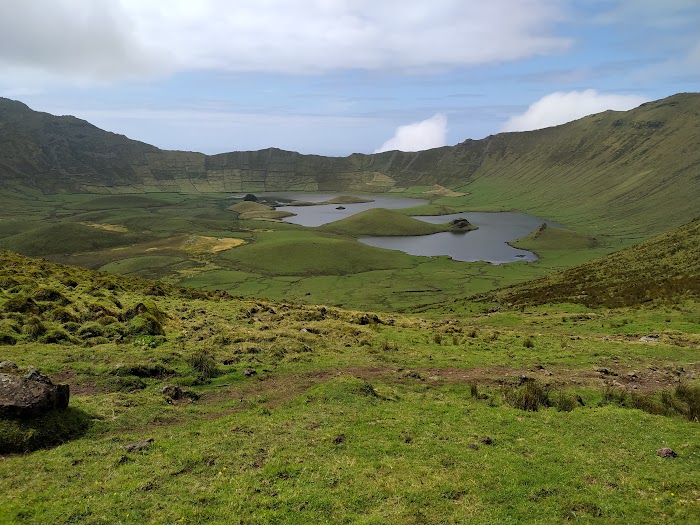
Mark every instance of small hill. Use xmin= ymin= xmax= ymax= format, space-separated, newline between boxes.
xmin=0 ymin=223 xmax=150 ymax=256
xmin=512 ymin=223 xmax=598 ymax=252
xmin=319 ymin=208 xmax=469 ymax=236
xmin=492 ymin=218 xmax=700 ymax=307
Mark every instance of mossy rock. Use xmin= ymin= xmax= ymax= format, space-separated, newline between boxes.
xmin=128 ymin=313 xmax=165 ymax=336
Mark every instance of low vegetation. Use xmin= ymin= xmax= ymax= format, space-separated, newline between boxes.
xmin=1 ymin=237 xmax=699 ymax=522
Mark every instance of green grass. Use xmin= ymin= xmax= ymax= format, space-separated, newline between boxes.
xmin=1 ymin=247 xmax=699 ymax=522
xmin=0 ymin=223 xmax=152 ymax=256
xmin=216 ymin=230 xmax=422 ymax=276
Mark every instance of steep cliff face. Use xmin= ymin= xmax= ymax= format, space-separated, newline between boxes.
xmin=1 ymin=94 xmax=699 ymax=232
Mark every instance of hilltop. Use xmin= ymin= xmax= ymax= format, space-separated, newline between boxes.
xmin=1 ymin=94 xmax=699 ymax=234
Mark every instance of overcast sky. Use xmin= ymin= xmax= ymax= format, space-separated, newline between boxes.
xmin=1 ymin=0 xmax=699 ymax=155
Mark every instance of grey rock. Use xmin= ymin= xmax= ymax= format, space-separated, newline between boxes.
xmin=0 ymin=367 xmax=69 ymax=417
xmin=125 ymin=438 xmax=154 ymax=452
xmin=656 ymin=447 xmax=677 ymax=459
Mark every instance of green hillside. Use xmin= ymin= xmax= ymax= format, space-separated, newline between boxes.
xmin=492 ymin=218 xmax=700 ymax=307
xmin=1 ymin=245 xmax=699 ymax=523
xmin=1 ymin=94 xmax=699 ymax=235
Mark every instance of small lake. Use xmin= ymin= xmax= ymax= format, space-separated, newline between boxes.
xmin=267 ymin=193 xmax=428 ymax=227
xmin=361 ymin=212 xmax=560 ymax=264
xmin=254 ymin=193 xmax=558 ymax=264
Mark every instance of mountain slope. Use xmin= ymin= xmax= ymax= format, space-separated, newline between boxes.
xmin=490 ymin=218 xmax=700 ymax=307
xmin=1 ymin=94 xmax=699 ymax=234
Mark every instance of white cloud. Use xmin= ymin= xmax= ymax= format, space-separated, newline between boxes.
xmin=0 ymin=0 xmax=570 ymax=83
xmin=375 ymin=114 xmax=448 ymax=153
xmin=501 ymin=90 xmax=649 ymax=132
xmin=0 ymin=1 xmax=161 ymax=83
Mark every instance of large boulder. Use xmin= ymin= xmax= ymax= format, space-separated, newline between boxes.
xmin=0 ymin=362 xmax=69 ymax=417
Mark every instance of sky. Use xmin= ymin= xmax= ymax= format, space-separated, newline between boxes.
xmin=1 ymin=1 xmax=699 ymax=156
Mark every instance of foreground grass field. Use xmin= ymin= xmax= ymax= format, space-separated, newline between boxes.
xmin=1 ymin=246 xmax=699 ymax=523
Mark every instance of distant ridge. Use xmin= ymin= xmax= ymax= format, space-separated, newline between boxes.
xmin=1 ymin=93 xmax=699 ymax=234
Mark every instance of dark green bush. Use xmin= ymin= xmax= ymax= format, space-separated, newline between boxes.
xmin=39 ymin=328 xmax=72 ymax=344
xmin=675 ymin=382 xmax=700 ymax=421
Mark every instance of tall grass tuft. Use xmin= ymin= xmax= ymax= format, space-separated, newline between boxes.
xmin=503 ymin=379 xmax=550 ymax=411
xmin=187 ymin=348 xmax=219 ymax=382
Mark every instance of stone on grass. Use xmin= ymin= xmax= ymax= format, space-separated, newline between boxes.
xmin=0 ymin=363 xmax=69 ymax=417
xmin=656 ymin=447 xmax=677 ymax=459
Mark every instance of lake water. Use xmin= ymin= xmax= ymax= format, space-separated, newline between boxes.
xmin=361 ymin=212 xmax=559 ymax=264
xmin=267 ymin=193 xmax=428 ymax=227
xmin=257 ymin=193 xmax=557 ymax=264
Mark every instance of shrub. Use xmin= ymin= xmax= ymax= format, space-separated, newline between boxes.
xmin=187 ymin=348 xmax=219 ymax=381
xmin=523 ymin=338 xmax=535 ymax=348
xmin=504 ymin=379 xmax=550 ymax=411
xmin=39 ymin=328 xmax=72 ymax=344
xmin=33 ymin=287 xmax=69 ymax=305
xmin=551 ymin=391 xmax=577 ymax=412
xmin=675 ymin=382 xmax=700 ymax=421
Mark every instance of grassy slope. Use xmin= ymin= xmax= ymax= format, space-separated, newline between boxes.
xmin=216 ymin=230 xmax=422 ymax=276
xmin=0 ymin=250 xmax=699 ymax=523
xmin=318 ymin=208 xmax=466 ymax=236
xmin=493 ymin=218 xmax=700 ymax=307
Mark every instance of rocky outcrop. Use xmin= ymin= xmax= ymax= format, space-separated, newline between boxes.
xmin=0 ymin=361 xmax=69 ymax=417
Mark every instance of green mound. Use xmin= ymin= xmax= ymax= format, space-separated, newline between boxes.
xmin=304 ymin=376 xmax=380 ymax=404
xmin=0 ymin=223 xmax=149 ymax=256
xmin=218 ymin=231 xmax=419 ymax=275
xmin=512 ymin=224 xmax=598 ymax=252
xmin=494 ymin=218 xmax=700 ymax=307
xmin=320 ymin=208 xmax=455 ymax=236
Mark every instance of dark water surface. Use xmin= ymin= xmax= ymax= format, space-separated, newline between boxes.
xmin=259 ymin=193 xmax=557 ymax=264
